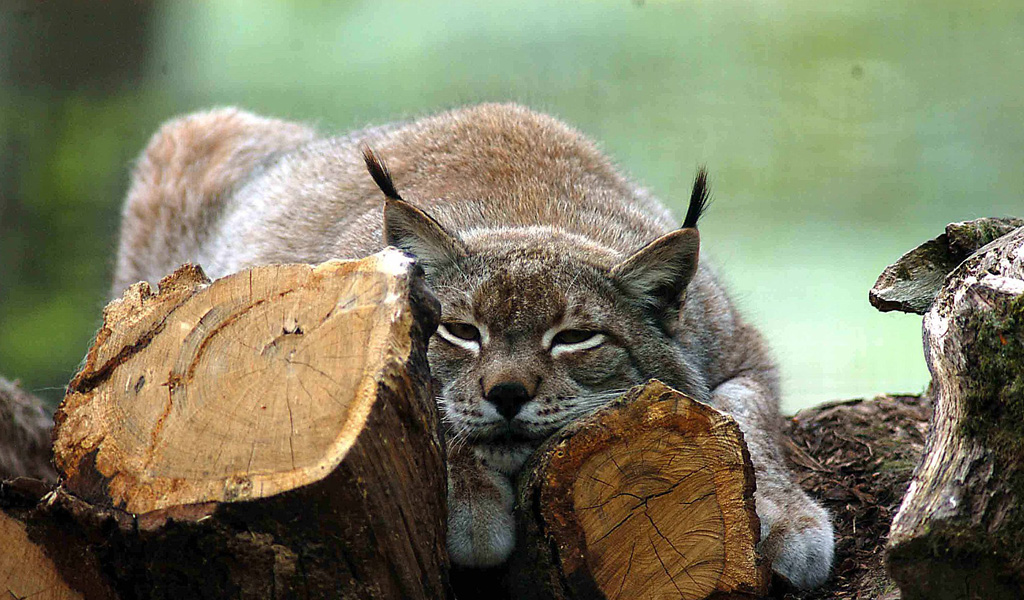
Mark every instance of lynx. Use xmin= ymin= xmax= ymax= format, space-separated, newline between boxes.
xmin=112 ymin=104 xmax=834 ymax=588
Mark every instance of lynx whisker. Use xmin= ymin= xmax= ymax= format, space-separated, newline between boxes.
xmin=564 ymin=265 xmax=586 ymax=296
xmin=446 ymin=426 xmax=473 ymax=456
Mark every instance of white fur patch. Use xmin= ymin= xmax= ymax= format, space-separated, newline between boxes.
xmin=541 ymin=326 xmax=559 ymax=350
xmin=552 ymin=333 xmax=605 ymax=357
xmin=757 ymin=494 xmax=835 ymax=589
xmin=473 ymin=443 xmax=533 ymax=475
xmin=771 ymin=522 xmax=835 ymax=589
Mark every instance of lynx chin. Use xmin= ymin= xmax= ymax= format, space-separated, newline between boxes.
xmin=112 ymin=103 xmax=834 ymax=589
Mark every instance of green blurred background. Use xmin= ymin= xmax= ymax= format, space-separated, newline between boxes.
xmin=1 ymin=0 xmax=1021 ymax=411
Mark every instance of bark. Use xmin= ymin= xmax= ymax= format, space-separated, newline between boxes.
xmin=879 ymin=226 xmax=1024 ymax=599
xmin=0 ymin=478 xmax=92 ymax=600
xmin=0 ymin=377 xmax=56 ymax=482
xmin=14 ymin=249 xmax=451 ymax=599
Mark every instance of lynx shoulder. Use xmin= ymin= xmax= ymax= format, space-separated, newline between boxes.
xmin=113 ymin=103 xmax=834 ymax=589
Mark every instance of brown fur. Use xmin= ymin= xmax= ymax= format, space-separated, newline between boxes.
xmin=112 ymin=104 xmax=834 ymax=587
xmin=112 ymin=108 xmax=317 ymax=295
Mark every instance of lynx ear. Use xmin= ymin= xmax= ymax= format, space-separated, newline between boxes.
xmin=611 ymin=228 xmax=700 ymax=313
xmin=383 ymin=198 xmax=466 ymax=270
xmin=363 ymin=145 xmax=466 ymax=270
xmin=612 ymin=167 xmax=709 ymax=313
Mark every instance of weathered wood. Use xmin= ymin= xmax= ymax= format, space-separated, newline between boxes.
xmin=499 ymin=380 xmax=767 ymax=600
xmin=45 ymin=249 xmax=450 ymax=599
xmin=869 ymin=217 xmax=1023 ymax=315
xmin=880 ymin=226 xmax=1024 ymax=599
xmin=0 ymin=377 xmax=57 ymax=483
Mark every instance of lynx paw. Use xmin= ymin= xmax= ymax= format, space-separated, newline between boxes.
xmin=757 ymin=494 xmax=835 ymax=589
xmin=446 ymin=462 xmax=516 ymax=567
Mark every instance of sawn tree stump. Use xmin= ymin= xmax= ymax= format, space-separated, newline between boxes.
xmin=25 ymin=249 xmax=450 ymax=599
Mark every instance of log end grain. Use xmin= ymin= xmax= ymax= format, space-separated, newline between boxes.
xmin=510 ymin=380 xmax=767 ymax=600
xmin=54 ymin=249 xmax=437 ymax=514
xmin=47 ymin=249 xmax=450 ymax=599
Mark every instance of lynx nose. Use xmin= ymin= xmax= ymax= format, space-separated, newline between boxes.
xmin=485 ymin=382 xmax=532 ymax=420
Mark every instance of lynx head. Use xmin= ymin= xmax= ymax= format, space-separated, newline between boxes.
xmin=364 ymin=147 xmax=710 ymax=473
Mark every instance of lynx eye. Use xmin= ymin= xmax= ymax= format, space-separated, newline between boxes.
xmin=439 ymin=322 xmax=481 ymax=342
xmin=437 ymin=321 xmax=486 ymax=354
xmin=549 ymin=329 xmax=606 ymax=356
xmin=552 ymin=329 xmax=597 ymax=345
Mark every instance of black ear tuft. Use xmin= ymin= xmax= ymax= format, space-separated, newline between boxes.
xmin=362 ymin=145 xmax=402 ymax=200
xmin=682 ymin=166 xmax=710 ymax=229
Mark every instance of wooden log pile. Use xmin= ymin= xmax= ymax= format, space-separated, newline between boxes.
xmin=1 ymin=249 xmax=765 ymax=600
xmin=1 ymin=218 xmax=1022 ymax=599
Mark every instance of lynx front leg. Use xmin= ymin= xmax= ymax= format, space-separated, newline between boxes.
xmin=446 ymin=444 xmax=516 ymax=567
xmin=710 ymin=376 xmax=835 ymax=589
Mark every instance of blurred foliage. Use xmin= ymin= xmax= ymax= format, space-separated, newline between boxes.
xmin=1 ymin=0 xmax=1021 ymax=409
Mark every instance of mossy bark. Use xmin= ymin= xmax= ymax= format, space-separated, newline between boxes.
xmin=870 ymin=217 xmax=1024 ymax=315
xmin=884 ymin=226 xmax=1024 ymax=599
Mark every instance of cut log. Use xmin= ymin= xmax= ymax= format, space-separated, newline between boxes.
xmin=1 ymin=478 xmax=129 ymax=600
xmin=877 ymin=225 xmax=1024 ymax=599
xmin=0 ymin=509 xmax=78 ymax=600
xmin=45 ymin=249 xmax=450 ymax=599
xmin=0 ymin=377 xmax=57 ymax=483
xmin=499 ymin=380 xmax=767 ymax=600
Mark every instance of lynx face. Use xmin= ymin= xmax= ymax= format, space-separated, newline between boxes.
xmin=360 ymin=148 xmax=707 ymax=475
xmin=427 ymin=232 xmax=679 ymax=473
